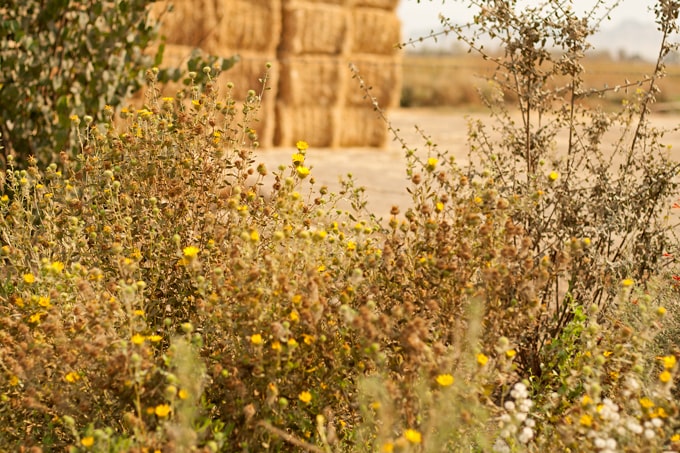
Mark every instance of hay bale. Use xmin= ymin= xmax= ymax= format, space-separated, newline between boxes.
xmin=204 ymin=0 xmax=282 ymax=54
xmin=337 ymin=107 xmax=388 ymax=147
xmin=152 ymin=1 xmax=221 ymax=48
xmin=344 ymin=54 xmax=402 ymax=108
xmin=279 ymin=2 xmax=349 ymax=55
xmin=350 ymin=0 xmax=400 ymax=9
xmin=275 ymin=103 xmax=340 ymax=147
xmin=278 ymin=55 xmax=347 ymax=106
xmin=349 ymin=7 xmax=401 ymax=55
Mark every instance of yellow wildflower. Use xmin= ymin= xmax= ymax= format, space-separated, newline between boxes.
xmin=660 ymin=355 xmax=677 ymax=369
xmin=579 ymin=414 xmax=593 ymax=427
xmin=148 ymin=334 xmax=163 ymax=343
xmin=23 ymin=273 xmax=35 ymax=284
xmin=250 ymin=334 xmax=263 ymax=345
xmin=639 ymin=397 xmax=655 ymax=409
xmin=271 ymin=341 xmax=282 ymax=351
xmin=38 ymin=296 xmax=51 ymax=308
xmin=548 ymin=171 xmax=559 ymax=182
xmin=426 ymin=157 xmax=438 ymax=171
xmin=154 ymin=404 xmax=172 ymax=418
xmin=436 ymin=374 xmax=454 ymax=387
xmin=296 ymin=166 xmax=310 ymax=179
xmin=50 ymin=261 xmax=64 ymax=273
xmin=381 ymin=442 xmax=394 ymax=452
xmin=660 ymin=370 xmax=673 ymax=383
xmin=131 ymin=334 xmax=145 ymax=345
xmin=404 ymin=429 xmax=422 ymax=444
xmin=292 ymin=153 xmax=305 ymax=165
xmin=476 ymin=353 xmax=489 ymax=366
xmin=183 ymin=246 xmax=200 ymax=258
xmin=178 ymin=389 xmax=188 ymax=400
xmin=64 ymin=371 xmax=81 ymax=383
xmin=296 ymin=140 xmax=309 ymax=151
xmin=621 ymin=278 xmax=634 ymax=287
xmin=290 ymin=310 xmax=300 ymax=322
xmin=81 ymin=436 xmax=95 ymax=447
xmin=298 ymin=391 xmax=312 ymax=404
xmin=505 ymin=349 xmax=517 ymax=358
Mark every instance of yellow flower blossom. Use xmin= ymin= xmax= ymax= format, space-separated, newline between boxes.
xmin=426 ymin=157 xmax=438 ymax=171
xmin=183 ymin=246 xmax=200 ymax=258
xmin=290 ymin=310 xmax=300 ymax=322
xmin=435 ymin=374 xmax=454 ymax=387
xmin=404 ymin=429 xmax=422 ymax=444
xmin=660 ymin=355 xmax=677 ymax=369
xmin=639 ymin=397 xmax=655 ymax=409
xmin=381 ymin=442 xmax=394 ymax=452
xmin=581 ymin=395 xmax=593 ymax=406
xmin=660 ymin=370 xmax=673 ymax=383
xmin=131 ymin=334 xmax=145 ymax=345
xmin=50 ymin=261 xmax=64 ymax=273
xmin=154 ymin=404 xmax=172 ymax=418
xmin=505 ymin=349 xmax=517 ymax=358
xmin=148 ymin=334 xmax=163 ymax=343
xmin=292 ymin=153 xmax=305 ymax=165
xmin=250 ymin=334 xmax=263 ymax=345
xmin=178 ymin=389 xmax=188 ymax=400
xmin=64 ymin=371 xmax=81 ymax=383
xmin=548 ymin=171 xmax=559 ymax=181
xmin=296 ymin=140 xmax=309 ymax=151
xmin=621 ymin=278 xmax=634 ymax=287
xmin=271 ymin=341 xmax=282 ymax=351
xmin=298 ymin=391 xmax=312 ymax=404
xmin=579 ymin=414 xmax=593 ymax=427
xmin=38 ymin=296 xmax=51 ymax=308
xmin=296 ymin=166 xmax=310 ymax=179
xmin=23 ymin=273 xmax=35 ymax=284
xmin=81 ymin=436 xmax=95 ymax=447
xmin=476 ymin=353 xmax=489 ymax=366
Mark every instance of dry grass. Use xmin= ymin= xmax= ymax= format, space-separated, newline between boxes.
xmin=401 ymin=52 xmax=680 ymax=109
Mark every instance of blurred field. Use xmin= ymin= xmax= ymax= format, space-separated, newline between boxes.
xmin=400 ymin=52 xmax=680 ymax=110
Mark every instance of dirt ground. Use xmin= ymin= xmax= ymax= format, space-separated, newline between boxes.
xmin=256 ymin=108 xmax=680 ymax=219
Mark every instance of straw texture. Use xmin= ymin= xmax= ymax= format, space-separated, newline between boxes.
xmin=279 ymin=2 xmax=348 ymax=55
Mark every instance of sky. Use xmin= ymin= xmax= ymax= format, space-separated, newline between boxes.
xmin=397 ymin=1 xmax=656 ymax=39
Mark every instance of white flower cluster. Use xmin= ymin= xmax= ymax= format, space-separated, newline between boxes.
xmin=588 ymin=398 xmax=619 ymax=453
xmin=493 ymin=382 xmax=535 ymax=452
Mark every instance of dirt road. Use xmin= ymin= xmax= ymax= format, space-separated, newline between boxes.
xmin=257 ymin=108 xmax=680 ymax=219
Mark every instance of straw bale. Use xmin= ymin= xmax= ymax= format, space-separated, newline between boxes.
xmin=152 ymin=0 xmax=221 ymax=48
xmin=349 ymin=7 xmax=401 ymax=55
xmin=344 ymin=54 xmax=402 ymax=108
xmin=279 ymin=2 xmax=348 ymax=55
xmin=337 ymin=107 xmax=388 ymax=147
xmin=275 ymin=103 xmax=340 ymax=147
xmin=278 ymin=55 xmax=347 ymax=106
xmin=204 ymin=0 xmax=282 ymax=54
xmin=350 ymin=0 xmax=400 ymax=9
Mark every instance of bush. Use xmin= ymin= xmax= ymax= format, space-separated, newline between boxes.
xmin=1 ymin=0 xmax=680 ymax=451
xmin=0 ymin=0 xmax=161 ymax=168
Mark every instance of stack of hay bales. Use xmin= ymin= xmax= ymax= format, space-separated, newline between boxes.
xmin=152 ymin=0 xmax=401 ymax=148
xmin=152 ymin=0 xmax=281 ymax=148
xmin=341 ymin=0 xmax=402 ymax=147
xmin=276 ymin=0 xmax=401 ymax=148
